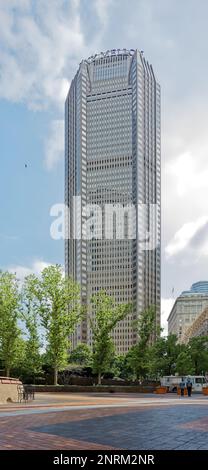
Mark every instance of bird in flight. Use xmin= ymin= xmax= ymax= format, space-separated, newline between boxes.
xmin=25 ymin=164 xmax=27 ymax=168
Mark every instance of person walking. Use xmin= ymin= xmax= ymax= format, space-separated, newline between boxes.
xmin=186 ymin=378 xmax=192 ymax=397
xmin=179 ymin=378 xmax=186 ymax=396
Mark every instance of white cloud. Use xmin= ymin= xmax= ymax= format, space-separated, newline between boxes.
xmin=162 ymin=99 xmax=208 ymax=299
xmin=165 ymin=151 xmax=208 ymax=198
xmin=161 ymin=298 xmax=175 ymax=336
xmin=0 ymin=0 xmax=112 ymax=110
xmin=162 ymin=101 xmax=208 ymax=237
xmin=0 ymin=0 xmax=113 ymax=172
xmin=44 ymin=120 xmax=64 ymax=170
xmin=94 ymin=0 xmax=113 ymax=27
xmin=0 ymin=1 xmax=83 ymax=109
xmin=165 ymin=216 xmax=208 ymax=258
xmin=7 ymin=260 xmax=51 ymax=281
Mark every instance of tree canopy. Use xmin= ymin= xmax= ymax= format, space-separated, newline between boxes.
xmin=90 ymin=290 xmax=131 ymax=384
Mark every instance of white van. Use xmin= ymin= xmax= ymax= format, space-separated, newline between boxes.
xmin=160 ymin=375 xmax=207 ymax=392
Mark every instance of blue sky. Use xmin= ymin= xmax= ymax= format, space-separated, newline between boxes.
xmin=1 ymin=0 xmax=208 ymax=331
xmin=0 ymin=100 xmax=63 ymax=270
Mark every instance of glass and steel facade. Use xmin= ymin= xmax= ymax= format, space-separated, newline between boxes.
xmin=65 ymin=49 xmax=161 ymax=353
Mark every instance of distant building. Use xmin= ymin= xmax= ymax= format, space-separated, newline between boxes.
xmin=181 ymin=307 xmax=208 ymax=343
xmin=168 ymin=281 xmax=208 ymax=341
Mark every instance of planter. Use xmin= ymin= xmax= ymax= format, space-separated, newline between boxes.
xmin=177 ymin=387 xmax=188 ymax=395
xmin=202 ymin=387 xmax=208 ymax=395
xmin=154 ymin=386 xmax=167 ymax=394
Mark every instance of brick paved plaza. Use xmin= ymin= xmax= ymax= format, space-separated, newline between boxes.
xmin=0 ymin=393 xmax=208 ymax=450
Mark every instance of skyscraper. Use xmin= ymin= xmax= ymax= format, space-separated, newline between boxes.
xmin=65 ymin=49 xmax=161 ymax=353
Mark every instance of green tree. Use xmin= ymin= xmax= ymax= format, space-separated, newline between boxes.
xmin=90 ymin=291 xmax=131 ymax=385
xmin=176 ymin=351 xmax=194 ymax=376
xmin=188 ymin=336 xmax=208 ymax=374
xmin=148 ymin=334 xmax=182 ymax=378
xmin=25 ymin=265 xmax=82 ymax=385
xmin=21 ymin=276 xmax=43 ymax=381
xmin=0 ymin=272 xmax=23 ymax=376
xmin=126 ymin=345 xmax=148 ymax=380
xmin=11 ymin=337 xmax=27 ymax=376
xmin=111 ymin=354 xmax=133 ymax=380
xmin=69 ymin=343 xmax=92 ymax=366
xmin=127 ymin=306 xmax=157 ymax=380
xmin=137 ymin=305 xmax=158 ymax=345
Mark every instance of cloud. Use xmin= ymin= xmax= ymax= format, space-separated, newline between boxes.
xmin=0 ymin=0 xmax=112 ymax=110
xmin=162 ymin=98 xmax=208 ymax=297
xmin=0 ymin=0 xmax=114 ymax=173
xmin=0 ymin=1 xmax=83 ymax=109
xmin=161 ymin=298 xmax=175 ymax=336
xmin=44 ymin=120 xmax=64 ymax=170
xmin=165 ymin=151 xmax=208 ymax=198
xmin=165 ymin=216 xmax=208 ymax=258
xmin=94 ymin=0 xmax=113 ymax=27
xmin=7 ymin=259 xmax=51 ymax=281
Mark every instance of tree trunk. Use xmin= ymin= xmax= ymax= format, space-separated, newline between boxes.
xmin=5 ymin=367 xmax=10 ymax=377
xmin=54 ymin=368 xmax=58 ymax=386
xmin=98 ymin=372 xmax=102 ymax=385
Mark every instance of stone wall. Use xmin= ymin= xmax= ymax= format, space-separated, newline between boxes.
xmin=29 ymin=384 xmax=156 ymax=393
xmin=0 ymin=377 xmax=22 ymax=404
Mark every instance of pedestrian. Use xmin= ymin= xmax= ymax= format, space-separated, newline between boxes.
xmin=179 ymin=378 xmax=186 ymax=396
xmin=186 ymin=378 xmax=192 ymax=397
